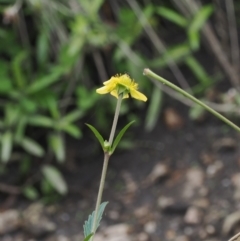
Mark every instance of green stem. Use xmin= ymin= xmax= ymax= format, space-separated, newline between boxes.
xmin=91 ymin=96 xmax=122 ymax=240
xmin=91 ymin=153 xmax=110 ymax=239
xmin=143 ymin=68 xmax=240 ymax=132
xmin=109 ymin=96 xmax=123 ymax=145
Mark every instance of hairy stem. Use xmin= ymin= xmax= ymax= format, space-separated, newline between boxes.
xmin=143 ymin=68 xmax=240 ymax=132
xmin=91 ymin=96 xmax=122 ymax=240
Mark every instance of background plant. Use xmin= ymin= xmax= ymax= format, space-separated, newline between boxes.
xmin=0 ymin=0 xmax=239 ymax=198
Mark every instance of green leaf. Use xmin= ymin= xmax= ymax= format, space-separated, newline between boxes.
xmin=189 ymin=5 xmax=213 ymax=33
xmin=83 ymin=233 xmax=93 ymax=241
xmin=42 ymin=165 xmax=67 ymax=195
xmin=21 ymin=137 xmax=45 ymax=157
xmin=61 ymin=124 xmax=82 ymax=139
xmin=5 ymin=104 xmax=20 ymax=127
xmin=185 ymin=56 xmax=211 ymax=84
xmin=189 ymin=103 xmax=206 ymax=120
xmin=49 ymin=133 xmax=65 ymax=163
xmin=11 ymin=51 xmax=28 ymax=88
xmin=85 ymin=124 xmax=104 ymax=150
xmin=156 ymin=7 xmax=188 ymax=28
xmin=0 ymin=79 xmax=12 ymax=93
xmin=1 ymin=131 xmax=13 ymax=163
xmin=60 ymin=110 xmax=84 ymax=125
xmin=188 ymin=31 xmax=200 ymax=50
xmin=46 ymin=96 xmax=60 ymax=119
xmin=83 ymin=202 xmax=108 ymax=237
xmin=145 ymin=88 xmax=162 ymax=131
xmin=37 ymin=30 xmax=49 ymax=66
xmin=111 ymin=121 xmax=135 ymax=155
xmin=20 ymin=98 xmax=37 ymax=113
xmin=27 ymin=115 xmax=54 ymax=127
xmin=22 ymin=186 xmax=39 ymax=200
xmin=26 ymin=67 xmax=64 ymax=94
xmin=188 ymin=4 xmax=213 ymax=50
xmin=149 ymin=43 xmax=191 ymax=68
xmin=15 ymin=116 xmax=27 ymax=142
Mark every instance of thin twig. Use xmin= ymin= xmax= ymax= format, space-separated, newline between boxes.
xmin=144 ymin=68 xmax=240 ymax=132
xmin=173 ymin=0 xmax=240 ymax=90
xmin=150 ymin=76 xmax=240 ymax=115
xmin=0 ymin=183 xmax=21 ymax=195
xmin=225 ymin=0 xmax=240 ymax=74
xmin=93 ymin=51 xmax=108 ymax=82
xmin=126 ymin=0 xmax=191 ymax=91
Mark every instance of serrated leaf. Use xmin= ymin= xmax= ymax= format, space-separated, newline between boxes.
xmin=145 ymin=88 xmax=162 ymax=131
xmin=156 ymin=7 xmax=188 ymax=28
xmin=42 ymin=165 xmax=67 ymax=195
xmin=85 ymin=124 xmax=104 ymax=150
xmin=83 ymin=202 xmax=108 ymax=237
xmin=49 ymin=133 xmax=65 ymax=163
xmin=21 ymin=137 xmax=45 ymax=157
xmin=1 ymin=131 xmax=13 ymax=163
xmin=111 ymin=121 xmax=135 ymax=155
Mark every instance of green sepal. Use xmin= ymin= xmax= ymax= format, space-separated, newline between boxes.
xmin=110 ymin=120 xmax=135 ymax=155
xmin=85 ymin=124 xmax=104 ymax=151
xmin=83 ymin=233 xmax=93 ymax=241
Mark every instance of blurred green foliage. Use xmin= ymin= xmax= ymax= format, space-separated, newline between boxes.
xmin=0 ymin=0 xmax=232 ymax=197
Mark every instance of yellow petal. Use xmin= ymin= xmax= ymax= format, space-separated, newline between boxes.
xmin=110 ymin=90 xmax=119 ymax=99
xmin=96 ymin=86 xmax=111 ymax=94
xmin=130 ymin=89 xmax=147 ymax=102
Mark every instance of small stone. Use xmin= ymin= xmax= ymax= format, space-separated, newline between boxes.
xmin=232 ymin=174 xmax=240 ymax=200
xmin=192 ymin=198 xmax=210 ymax=209
xmin=222 ymin=211 xmax=240 ymax=234
xmin=134 ymin=205 xmax=150 ymax=219
xmin=164 ymin=107 xmax=184 ymax=130
xmin=201 ymin=152 xmax=215 ymax=165
xmin=0 ymin=210 xmax=21 ymax=235
xmin=165 ymin=229 xmax=176 ymax=240
xmin=158 ymin=196 xmax=188 ymax=214
xmin=144 ymin=163 xmax=170 ymax=186
xmin=184 ymin=207 xmax=202 ymax=224
xmin=22 ymin=203 xmax=56 ymax=237
xmin=213 ymin=138 xmax=236 ymax=151
xmin=144 ymin=221 xmax=157 ymax=234
xmin=136 ymin=232 xmax=149 ymax=241
xmin=108 ymin=210 xmax=120 ymax=220
xmin=94 ymin=224 xmax=132 ymax=241
xmin=175 ymin=235 xmax=189 ymax=241
xmin=205 ymin=225 xmax=216 ymax=235
xmin=206 ymin=161 xmax=223 ymax=177
xmin=183 ymin=168 xmax=205 ymax=199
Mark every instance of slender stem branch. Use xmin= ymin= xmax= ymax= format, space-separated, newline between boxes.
xmin=91 ymin=96 xmax=123 ymax=240
xmin=143 ymin=68 xmax=240 ymax=132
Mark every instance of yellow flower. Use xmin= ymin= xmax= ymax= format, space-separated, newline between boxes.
xmin=96 ymin=74 xmax=147 ymax=102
